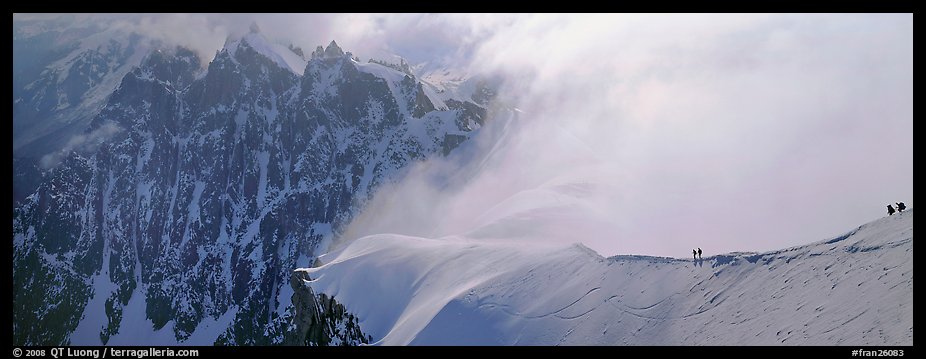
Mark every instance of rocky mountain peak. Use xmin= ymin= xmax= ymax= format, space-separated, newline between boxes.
xmin=324 ymin=40 xmax=344 ymax=58
xmin=13 ymin=29 xmax=502 ymax=346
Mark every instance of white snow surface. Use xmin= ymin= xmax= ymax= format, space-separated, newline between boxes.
xmin=301 ymin=210 xmax=913 ymax=345
xmin=356 ymin=60 xmax=452 ymax=112
xmin=228 ymin=33 xmax=307 ymax=76
xmin=69 ymin=243 xmax=117 ymax=345
xmin=104 ymin=285 xmax=238 ymax=345
xmin=420 ymin=68 xmax=480 ymax=104
xmin=355 ymin=61 xmax=414 ymax=117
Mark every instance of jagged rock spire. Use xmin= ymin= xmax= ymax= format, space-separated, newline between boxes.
xmin=312 ymin=45 xmax=325 ymax=59
xmin=310 ymin=40 xmax=346 ymax=60
xmin=324 ymin=40 xmax=344 ymax=58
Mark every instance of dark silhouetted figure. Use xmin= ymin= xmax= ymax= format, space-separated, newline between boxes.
xmin=896 ymin=202 xmax=906 ymax=213
xmin=693 ymin=249 xmax=697 ymax=261
xmin=697 ymin=248 xmax=702 ymax=260
xmin=888 ymin=205 xmax=896 ymax=216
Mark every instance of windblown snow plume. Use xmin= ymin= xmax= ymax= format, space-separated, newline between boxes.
xmin=337 ymin=13 xmax=913 ymax=257
xmin=305 ymin=13 xmax=912 ymax=347
xmin=307 ymin=209 xmax=913 ymax=345
xmin=13 ymin=13 xmax=912 ymax=347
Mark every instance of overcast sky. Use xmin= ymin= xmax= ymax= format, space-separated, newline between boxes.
xmin=16 ymin=13 xmax=913 ymax=257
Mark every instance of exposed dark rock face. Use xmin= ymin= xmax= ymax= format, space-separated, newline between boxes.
xmin=282 ymin=271 xmax=370 ymax=346
xmin=13 ymin=32 xmax=496 ymax=345
xmin=13 ymin=21 xmax=149 ymax=160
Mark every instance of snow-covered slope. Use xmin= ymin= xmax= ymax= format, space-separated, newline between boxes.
xmin=13 ymin=19 xmax=152 ymax=160
xmin=301 ymin=209 xmax=913 ymax=345
xmin=13 ymin=31 xmax=501 ymax=345
xmin=225 ymin=32 xmax=307 ymax=76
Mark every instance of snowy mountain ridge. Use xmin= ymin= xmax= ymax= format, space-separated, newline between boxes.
xmin=301 ymin=210 xmax=913 ymax=345
xmin=15 ymin=17 xmax=909 ymax=347
xmin=224 ymin=32 xmax=308 ymax=76
xmin=14 ymin=25 xmax=501 ymax=345
xmin=13 ymin=22 xmax=152 ymax=162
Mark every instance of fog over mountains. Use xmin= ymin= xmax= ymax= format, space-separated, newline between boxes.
xmin=13 ymin=14 xmax=912 ymax=346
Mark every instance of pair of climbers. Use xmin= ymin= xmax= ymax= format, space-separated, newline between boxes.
xmin=888 ymin=202 xmax=906 ymax=216
xmin=692 ymin=247 xmax=702 ymax=260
